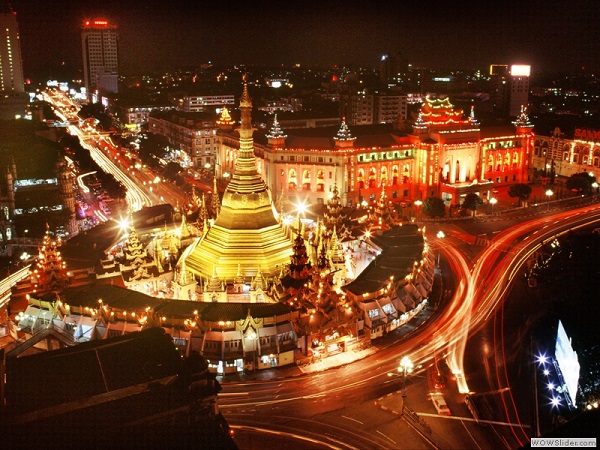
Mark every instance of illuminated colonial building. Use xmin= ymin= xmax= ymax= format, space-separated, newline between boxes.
xmin=533 ymin=126 xmax=600 ymax=181
xmin=183 ymin=81 xmax=294 ymax=284
xmin=230 ymin=95 xmax=534 ymax=210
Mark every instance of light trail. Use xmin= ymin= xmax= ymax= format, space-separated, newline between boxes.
xmin=76 ymin=171 xmax=96 ymax=193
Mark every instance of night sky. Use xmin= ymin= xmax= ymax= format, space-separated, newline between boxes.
xmin=11 ymin=0 xmax=600 ymax=80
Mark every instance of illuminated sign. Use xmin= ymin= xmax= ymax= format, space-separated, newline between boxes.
xmin=574 ymin=128 xmax=600 ymax=140
xmin=554 ymin=320 xmax=580 ymax=407
xmin=84 ymin=19 xmax=110 ymax=27
xmin=510 ymin=65 xmax=531 ymax=77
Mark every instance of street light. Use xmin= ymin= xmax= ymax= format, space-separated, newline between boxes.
xmin=545 ymin=189 xmax=553 ymax=211
xmin=222 ymin=171 xmax=230 ymax=190
xmin=413 ymin=200 xmax=423 ymax=223
xmin=489 ymin=197 xmax=497 ymax=215
xmin=399 ymin=356 xmax=414 ymax=409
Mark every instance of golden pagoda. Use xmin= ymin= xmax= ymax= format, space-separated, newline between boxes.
xmin=182 ymin=79 xmax=293 ymax=282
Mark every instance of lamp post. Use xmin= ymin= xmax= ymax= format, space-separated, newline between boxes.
xmin=545 ymin=189 xmax=553 ymax=211
xmin=399 ymin=356 xmax=414 ymax=411
xmin=489 ymin=197 xmax=497 ymax=215
xmin=222 ymin=171 xmax=230 ymax=190
xmin=413 ymin=200 xmax=423 ymax=223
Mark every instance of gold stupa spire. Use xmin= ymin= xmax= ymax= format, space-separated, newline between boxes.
xmin=182 ymin=78 xmax=293 ymax=282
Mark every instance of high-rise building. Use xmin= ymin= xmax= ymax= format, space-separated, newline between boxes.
xmin=81 ymin=19 xmax=119 ymax=101
xmin=0 ymin=1 xmax=26 ymax=119
xmin=340 ymin=91 xmax=407 ymax=127
xmin=379 ymin=52 xmax=409 ymax=87
xmin=508 ymin=64 xmax=531 ymax=117
xmin=489 ymin=63 xmax=531 ymax=117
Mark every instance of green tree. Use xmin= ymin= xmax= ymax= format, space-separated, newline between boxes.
xmin=508 ymin=183 xmax=532 ymax=207
xmin=139 ymin=133 xmax=169 ymax=169
xmin=163 ymin=161 xmax=183 ymax=182
xmin=422 ymin=196 xmax=446 ymax=218
xmin=461 ymin=193 xmax=483 ymax=216
xmin=566 ymin=172 xmax=596 ymax=194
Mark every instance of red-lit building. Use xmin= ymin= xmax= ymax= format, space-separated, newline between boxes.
xmin=217 ymin=95 xmax=534 ymax=211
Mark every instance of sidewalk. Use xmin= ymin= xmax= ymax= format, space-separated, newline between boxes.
xmin=217 ymin=346 xmax=380 ymax=383
xmin=218 ymin=306 xmax=435 ymax=384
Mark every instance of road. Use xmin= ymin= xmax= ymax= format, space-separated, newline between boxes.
xmin=42 ymin=89 xmax=600 ymax=449
xmin=220 ymin=203 xmax=600 ymax=450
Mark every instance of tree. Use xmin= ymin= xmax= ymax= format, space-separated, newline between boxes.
xmin=461 ymin=193 xmax=483 ymax=216
xmin=422 ymin=196 xmax=446 ymax=218
xmin=139 ymin=133 xmax=169 ymax=169
xmin=566 ymin=172 xmax=596 ymax=194
xmin=508 ymin=183 xmax=532 ymax=207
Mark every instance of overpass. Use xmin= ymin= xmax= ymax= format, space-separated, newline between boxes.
xmin=0 ymin=265 xmax=31 ymax=309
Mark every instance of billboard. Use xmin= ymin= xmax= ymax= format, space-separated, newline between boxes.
xmin=510 ymin=65 xmax=531 ymax=76
xmin=554 ymin=320 xmax=580 ymax=407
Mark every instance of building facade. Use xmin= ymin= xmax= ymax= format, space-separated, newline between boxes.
xmin=81 ymin=19 xmax=119 ymax=101
xmin=148 ymin=110 xmax=220 ymax=169
xmin=117 ymin=103 xmax=175 ymax=131
xmin=340 ymin=91 xmax=408 ymax=127
xmin=0 ymin=2 xmax=24 ymax=93
xmin=179 ymin=94 xmax=235 ymax=112
xmin=219 ymin=95 xmax=534 ymax=210
xmin=532 ymin=126 xmax=600 ymax=181
xmin=0 ymin=2 xmax=26 ymax=120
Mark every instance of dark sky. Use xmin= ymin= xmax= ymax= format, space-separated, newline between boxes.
xmin=11 ymin=0 xmax=600 ymax=80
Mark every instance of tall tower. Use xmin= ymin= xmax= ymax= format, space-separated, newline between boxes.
xmin=81 ymin=18 xmax=119 ymax=101
xmin=0 ymin=1 xmax=26 ymax=120
xmin=183 ymin=79 xmax=293 ymax=284
xmin=509 ymin=64 xmax=531 ymax=117
xmin=0 ymin=1 xmax=24 ymax=93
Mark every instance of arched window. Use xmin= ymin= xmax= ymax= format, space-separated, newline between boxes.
xmin=380 ymin=166 xmax=388 ymax=187
xmin=288 ymin=169 xmax=297 ymax=189
xmin=316 ymin=170 xmax=325 ymax=192
xmin=302 ymin=169 xmax=311 ymax=191
xmin=512 ymin=151 xmax=519 ymax=168
xmin=357 ymin=168 xmax=365 ymax=189
xmin=368 ymin=168 xmax=376 ymax=188
xmin=487 ymin=154 xmax=494 ymax=172
xmin=402 ymin=164 xmax=410 ymax=184
xmin=443 ymin=160 xmax=451 ymax=182
xmin=392 ymin=165 xmax=399 ymax=185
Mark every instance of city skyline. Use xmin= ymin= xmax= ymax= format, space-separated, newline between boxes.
xmin=11 ymin=0 xmax=600 ymax=81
